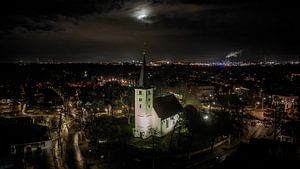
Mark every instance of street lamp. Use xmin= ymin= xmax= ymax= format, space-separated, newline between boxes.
xmin=256 ymin=101 xmax=260 ymax=109
xmin=262 ymin=97 xmax=266 ymax=110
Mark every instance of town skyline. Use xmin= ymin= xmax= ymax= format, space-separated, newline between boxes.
xmin=1 ymin=1 xmax=300 ymax=169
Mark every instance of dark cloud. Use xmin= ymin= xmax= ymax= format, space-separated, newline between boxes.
xmin=1 ymin=0 xmax=299 ymax=62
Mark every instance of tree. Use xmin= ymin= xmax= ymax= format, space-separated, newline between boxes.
xmin=85 ymin=115 xmax=125 ymax=162
xmin=183 ymin=105 xmax=202 ymax=135
xmin=216 ymin=111 xmax=234 ymax=135
xmin=182 ymin=105 xmax=202 ymax=159
xmin=169 ymin=111 xmax=185 ymax=150
xmin=85 ymin=115 xmax=122 ymax=144
xmin=209 ymin=112 xmax=233 ymax=152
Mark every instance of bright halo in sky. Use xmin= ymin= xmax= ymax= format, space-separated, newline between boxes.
xmin=137 ymin=14 xmax=148 ymax=20
xmin=133 ymin=5 xmax=152 ymax=23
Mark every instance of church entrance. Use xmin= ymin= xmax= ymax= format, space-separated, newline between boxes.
xmin=140 ymin=132 xmax=143 ymax=138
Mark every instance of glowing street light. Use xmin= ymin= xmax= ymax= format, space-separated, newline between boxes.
xmin=262 ymin=97 xmax=266 ymax=110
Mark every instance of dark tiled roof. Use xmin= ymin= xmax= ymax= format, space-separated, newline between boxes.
xmin=153 ymin=94 xmax=182 ymax=119
xmin=0 ymin=118 xmax=50 ymax=145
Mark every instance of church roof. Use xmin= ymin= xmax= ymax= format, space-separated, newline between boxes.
xmin=153 ymin=94 xmax=182 ymax=119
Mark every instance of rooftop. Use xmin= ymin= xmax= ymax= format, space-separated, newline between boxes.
xmin=153 ymin=94 xmax=182 ymax=119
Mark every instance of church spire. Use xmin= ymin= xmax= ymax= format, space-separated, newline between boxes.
xmin=138 ymin=50 xmax=147 ymax=87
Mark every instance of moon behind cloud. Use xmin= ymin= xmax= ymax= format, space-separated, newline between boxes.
xmin=132 ymin=5 xmax=152 ymax=23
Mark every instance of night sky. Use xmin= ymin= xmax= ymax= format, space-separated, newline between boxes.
xmin=0 ymin=0 xmax=299 ymax=63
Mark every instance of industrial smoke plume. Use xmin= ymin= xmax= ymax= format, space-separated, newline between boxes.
xmin=225 ymin=50 xmax=242 ymax=58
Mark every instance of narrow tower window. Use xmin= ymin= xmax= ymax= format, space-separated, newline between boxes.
xmin=166 ymin=119 xmax=169 ymax=128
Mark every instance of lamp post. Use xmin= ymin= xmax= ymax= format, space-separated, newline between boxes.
xmin=262 ymin=97 xmax=266 ymax=110
xmin=256 ymin=101 xmax=260 ymax=109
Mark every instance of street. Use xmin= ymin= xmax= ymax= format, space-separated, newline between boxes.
xmin=65 ymin=131 xmax=87 ymax=169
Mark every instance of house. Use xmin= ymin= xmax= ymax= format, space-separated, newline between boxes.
xmin=0 ymin=116 xmax=52 ymax=155
xmin=272 ymin=94 xmax=298 ymax=112
xmin=196 ymin=85 xmax=215 ymax=101
xmin=133 ymin=52 xmax=182 ymax=139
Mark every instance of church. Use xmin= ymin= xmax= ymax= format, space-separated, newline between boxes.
xmin=133 ymin=52 xmax=183 ymax=139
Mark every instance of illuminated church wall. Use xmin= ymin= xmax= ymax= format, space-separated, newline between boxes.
xmin=133 ymin=88 xmax=153 ymax=138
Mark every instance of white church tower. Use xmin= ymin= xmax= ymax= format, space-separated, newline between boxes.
xmin=133 ymin=51 xmax=154 ymax=138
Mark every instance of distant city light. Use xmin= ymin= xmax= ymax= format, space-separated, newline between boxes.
xmin=98 ymin=139 xmax=107 ymax=143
